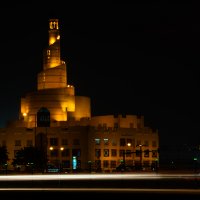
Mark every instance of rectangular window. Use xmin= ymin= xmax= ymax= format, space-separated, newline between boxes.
xmin=50 ymin=149 xmax=58 ymax=157
xmin=111 ymin=149 xmax=117 ymax=157
xmin=15 ymin=140 xmax=21 ymax=146
xmin=126 ymin=160 xmax=133 ymax=166
xmin=61 ymin=139 xmax=68 ymax=145
xmin=50 ymin=138 xmax=58 ymax=146
xmin=14 ymin=150 xmax=19 ymax=157
xmin=119 ymin=150 xmax=124 ymax=157
xmin=65 ymin=160 xmax=70 ymax=168
xmin=95 ymin=149 xmax=101 ymax=158
xmin=103 ymin=160 xmax=109 ymax=168
xmin=61 ymin=149 xmax=70 ymax=157
xmin=111 ymin=139 xmax=117 ymax=146
xmin=95 ymin=138 xmax=101 ymax=145
xmin=144 ymin=149 xmax=149 ymax=157
xmin=152 ymin=150 xmax=157 ymax=157
xmin=126 ymin=150 xmax=132 ymax=157
xmin=72 ymin=149 xmax=81 ymax=157
xmin=47 ymin=50 xmax=50 ymax=55
xmin=114 ymin=122 xmax=118 ymax=129
xmin=104 ymin=138 xmax=109 ymax=145
xmin=97 ymin=124 xmax=102 ymax=130
xmin=136 ymin=150 xmax=141 ymax=157
xmin=26 ymin=140 xmax=33 ymax=147
xmin=104 ymin=149 xmax=109 ymax=157
xmin=110 ymin=160 xmax=117 ymax=168
xmin=122 ymin=114 xmax=126 ymax=118
xmin=120 ymin=138 xmax=126 ymax=146
xmin=95 ymin=160 xmax=101 ymax=169
xmin=143 ymin=161 xmax=150 ymax=168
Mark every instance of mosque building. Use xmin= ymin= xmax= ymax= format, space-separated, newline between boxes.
xmin=0 ymin=19 xmax=159 ymax=172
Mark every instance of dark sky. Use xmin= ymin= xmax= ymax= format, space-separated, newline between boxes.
xmin=0 ymin=2 xmax=200 ymax=147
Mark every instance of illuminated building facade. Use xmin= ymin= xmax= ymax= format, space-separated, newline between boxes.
xmin=0 ymin=19 xmax=159 ymax=172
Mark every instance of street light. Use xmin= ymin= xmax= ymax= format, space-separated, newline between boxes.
xmin=136 ymin=144 xmax=145 ymax=170
xmin=122 ymin=142 xmax=132 ymax=170
xmin=49 ymin=146 xmax=64 ymax=173
xmin=60 ymin=147 xmax=64 ymax=172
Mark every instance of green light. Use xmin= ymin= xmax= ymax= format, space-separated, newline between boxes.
xmin=194 ymin=158 xmax=197 ymax=161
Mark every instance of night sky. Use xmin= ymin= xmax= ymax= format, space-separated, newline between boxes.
xmin=0 ymin=2 xmax=200 ymax=148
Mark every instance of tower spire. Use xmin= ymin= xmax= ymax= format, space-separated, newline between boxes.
xmin=43 ymin=18 xmax=61 ymax=69
xmin=37 ymin=18 xmax=67 ymax=90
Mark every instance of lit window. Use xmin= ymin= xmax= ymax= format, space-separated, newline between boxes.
xmin=104 ymin=138 xmax=109 ymax=145
xmin=95 ymin=139 xmax=101 ymax=145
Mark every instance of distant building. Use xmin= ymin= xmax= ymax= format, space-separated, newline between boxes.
xmin=0 ymin=19 xmax=159 ymax=172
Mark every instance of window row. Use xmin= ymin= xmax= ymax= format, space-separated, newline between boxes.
xmin=95 ymin=149 xmax=158 ymax=158
xmin=94 ymin=138 xmax=157 ymax=147
xmin=13 ymin=138 xmax=80 ymax=147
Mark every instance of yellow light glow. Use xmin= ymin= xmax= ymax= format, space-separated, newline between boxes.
xmin=49 ymin=37 xmax=56 ymax=45
xmin=49 ymin=146 xmax=54 ymax=150
xmin=60 ymin=147 xmax=64 ymax=151
xmin=127 ymin=143 xmax=131 ymax=147
xmin=23 ymin=113 xmax=27 ymax=117
xmin=57 ymin=35 xmax=60 ymax=40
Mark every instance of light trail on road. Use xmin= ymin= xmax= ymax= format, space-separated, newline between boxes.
xmin=0 ymin=188 xmax=200 ymax=194
xmin=0 ymin=173 xmax=199 ymax=181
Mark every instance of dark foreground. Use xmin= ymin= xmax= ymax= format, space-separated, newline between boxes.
xmin=0 ymin=173 xmax=200 ymax=199
xmin=0 ymin=189 xmax=200 ymax=200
